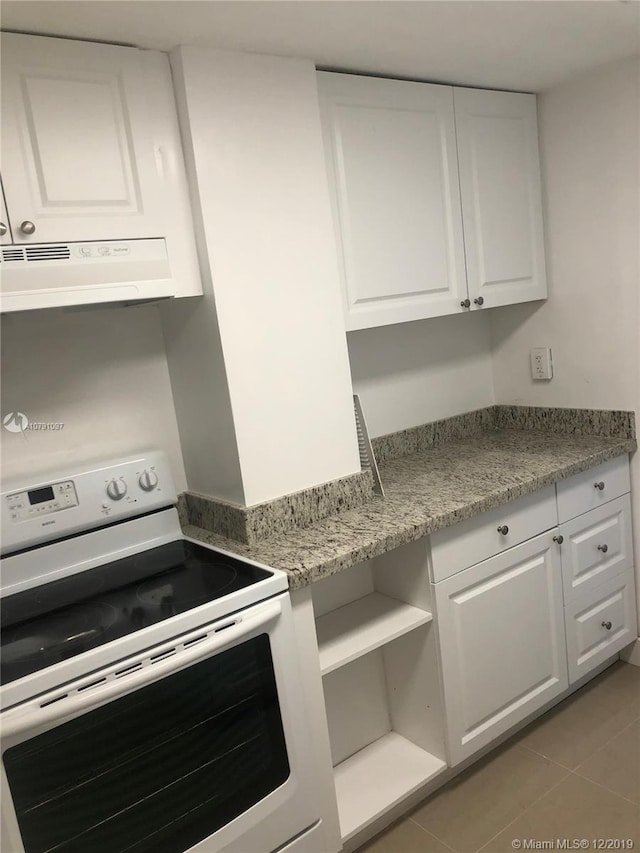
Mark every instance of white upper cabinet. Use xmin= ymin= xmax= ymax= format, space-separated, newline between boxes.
xmin=454 ymin=88 xmax=547 ymax=309
xmin=1 ymin=33 xmax=165 ymax=243
xmin=318 ymin=72 xmax=468 ymax=331
xmin=318 ymin=73 xmax=548 ymax=328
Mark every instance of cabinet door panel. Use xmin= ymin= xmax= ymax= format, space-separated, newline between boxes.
xmin=454 ymin=88 xmax=547 ymax=309
xmin=318 ymin=72 xmax=468 ymax=329
xmin=434 ymin=532 xmax=567 ymax=765
xmin=1 ymin=33 xmax=163 ymax=242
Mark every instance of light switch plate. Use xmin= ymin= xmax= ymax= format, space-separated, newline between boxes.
xmin=530 ymin=347 xmax=553 ymax=380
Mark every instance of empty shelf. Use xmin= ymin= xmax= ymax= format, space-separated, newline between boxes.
xmin=334 ymin=732 xmax=447 ymax=842
xmin=316 ymin=592 xmax=432 ymax=675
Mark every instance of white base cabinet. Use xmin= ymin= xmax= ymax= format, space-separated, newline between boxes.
xmin=311 ymin=542 xmax=447 ymax=844
xmin=433 ymin=531 xmax=568 ymax=766
xmin=303 ymin=454 xmax=635 ymax=845
xmin=556 ymin=456 xmax=637 ymax=685
xmin=430 ymin=452 xmax=635 ymax=766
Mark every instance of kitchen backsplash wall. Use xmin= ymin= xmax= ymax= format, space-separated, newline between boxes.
xmin=1 ymin=304 xmax=187 ymax=490
xmin=347 ymin=311 xmax=495 ymax=437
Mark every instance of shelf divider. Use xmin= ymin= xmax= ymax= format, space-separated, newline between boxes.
xmin=316 ymin=591 xmax=432 ymax=676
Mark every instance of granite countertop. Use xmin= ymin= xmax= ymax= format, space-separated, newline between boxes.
xmin=184 ymin=428 xmax=635 ymax=590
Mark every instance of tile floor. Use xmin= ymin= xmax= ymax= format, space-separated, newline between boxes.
xmin=358 ymin=661 xmax=640 ymax=853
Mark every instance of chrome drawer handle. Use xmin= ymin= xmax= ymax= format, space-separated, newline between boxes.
xmin=597 ymin=544 xmax=609 ymax=553
xmin=553 ymin=535 xmax=564 ymax=544
xmin=594 ymin=481 xmax=605 ymax=491
xmin=601 ymin=621 xmax=612 ymax=630
xmin=497 ymin=525 xmax=509 ymax=536
xmin=20 ymin=220 xmax=36 ymax=235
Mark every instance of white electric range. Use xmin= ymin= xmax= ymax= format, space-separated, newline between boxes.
xmin=0 ymin=452 xmax=324 ymax=853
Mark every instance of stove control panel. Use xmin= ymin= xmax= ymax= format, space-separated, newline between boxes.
xmin=5 ymin=481 xmax=79 ymax=523
xmin=1 ymin=451 xmax=175 ymax=555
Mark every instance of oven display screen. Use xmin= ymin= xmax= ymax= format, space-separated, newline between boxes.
xmin=28 ymin=486 xmax=55 ymax=505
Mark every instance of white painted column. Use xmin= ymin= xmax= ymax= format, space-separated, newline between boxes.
xmin=166 ymin=47 xmax=360 ymax=506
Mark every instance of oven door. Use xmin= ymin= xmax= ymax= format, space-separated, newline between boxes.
xmin=1 ymin=593 xmax=318 ymax=853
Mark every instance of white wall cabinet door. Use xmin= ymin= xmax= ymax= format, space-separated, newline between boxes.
xmin=434 ymin=531 xmax=568 ymax=766
xmin=318 ymin=72 xmax=468 ymax=330
xmin=1 ymin=33 xmax=164 ymax=244
xmin=454 ymin=88 xmax=547 ymax=310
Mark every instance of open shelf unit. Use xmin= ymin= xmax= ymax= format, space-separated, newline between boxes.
xmin=334 ymin=732 xmax=447 ymax=842
xmin=311 ymin=540 xmax=448 ymax=847
xmin=316 ymin=591 xmax=432 ymax=675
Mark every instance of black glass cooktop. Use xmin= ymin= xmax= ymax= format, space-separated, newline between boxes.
xmin=0 ymin=540 xmax=272 ymax=685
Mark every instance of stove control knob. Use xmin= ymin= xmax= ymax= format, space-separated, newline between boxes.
xmin=138 ymin=470 xmax=159 ymax=492
xmin=106 ymin=478 xmax=128 ymax=501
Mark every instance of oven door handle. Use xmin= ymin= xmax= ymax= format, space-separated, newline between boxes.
xmin=2 ymin=599 xmax=283 ymax=739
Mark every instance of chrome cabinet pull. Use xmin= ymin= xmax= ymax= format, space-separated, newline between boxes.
xmin=497 ymin=525 xmax=509 ymax=535
xmin=597 ymin=544 xmax=609 ymax=553
xmin=0 ymin=222 xmax=7 ymax=236
xmin=553 ymin=535 xmax=564 ymax=544
xmin=474 ymin=296 xmax=484 ymax=306
xmin=460 ymin=298 xmax=471 ymax=308
xmin=20 ymin=220 xmax=36 ymax=235
xmin=594 ymin=481 xmax=605 ymax=491
xmin=601 ymin=621 xmax=612 ymax=630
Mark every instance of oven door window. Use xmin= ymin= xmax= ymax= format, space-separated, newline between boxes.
xmin=3 ymin=634 xmax=290 ymax=853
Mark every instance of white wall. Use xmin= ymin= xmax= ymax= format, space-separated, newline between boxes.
xmin=490 ymin=56 xmax=640 ymax=617
xmin=490 ymin=56 xmax=639 ymax=411
xmin=348 ymin=312 xmax=495 ymax=437
xmin=1 ymin=304 xmax=187 ymax=490
xmin=170 ymin=47 xmax=361 ymax=506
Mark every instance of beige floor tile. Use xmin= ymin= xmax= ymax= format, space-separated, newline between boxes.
xmin=482 ymin=773 xmax=640 ymax=853
xmin=358 ymin=818 xmax=453 ymax=853
xmin=515 ymin=662 xmax=640 ymax=769
xmin=575 ymin=719 xmax=640 ymax=804
xmin=410 ymin=743 xmax=568 ymax=852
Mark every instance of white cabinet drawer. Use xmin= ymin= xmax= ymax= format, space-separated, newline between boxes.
xmin=565 ymin=568 xmax=637 ymax=684
xmin=556 ymin=456 xmax=630 ymax=524
xmin=429 ymin=486 xmax=557 ymax=583
xmin=559 ymin=495 xmax=633 ymax=602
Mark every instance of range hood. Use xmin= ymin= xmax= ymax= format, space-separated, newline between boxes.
xmin=0 ymin=238 xmax=175 ymax=312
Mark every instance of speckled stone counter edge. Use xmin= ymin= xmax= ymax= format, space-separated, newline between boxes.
xmin=494 ymin=405 xmax=636 ymax=438
xmin=179 ymin=405 xmax=634 ymax=546
xmin=179 ymin=469 xmax=375 ymax=545
xmin=371 ymin=407 xmax=494 ymax=463
xmin=183 ymin=436 xmax=636 ymax=591
xmin=372 ymin=405 xmax=635 ymax=463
